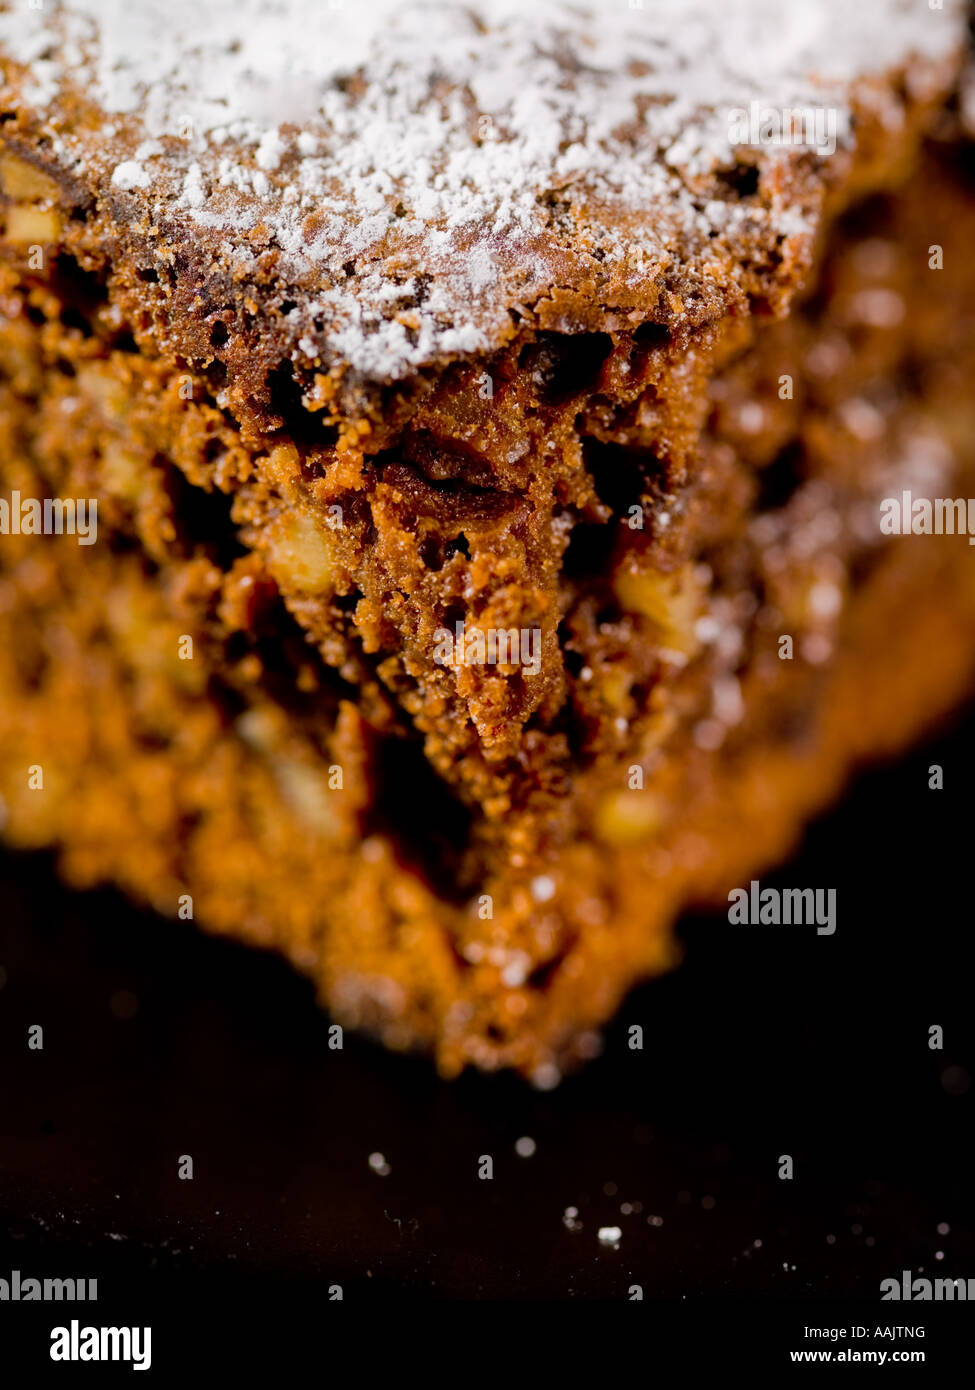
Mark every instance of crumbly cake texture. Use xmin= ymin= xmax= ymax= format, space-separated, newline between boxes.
xmin=1 ymin=1 xmax=974 ymax=1080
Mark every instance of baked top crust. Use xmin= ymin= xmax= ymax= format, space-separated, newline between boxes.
xmin=0 ymin=0 xmax=967 ymax=391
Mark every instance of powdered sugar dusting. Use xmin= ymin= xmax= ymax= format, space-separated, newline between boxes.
xmin=110 ymin=159 xmax=149 ymax=191
xmin=0 ymin=0 xmax=965 ymax=382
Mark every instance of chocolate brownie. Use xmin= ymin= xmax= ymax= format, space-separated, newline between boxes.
xmin=1 ymin=0 xmax=974 ymax=1080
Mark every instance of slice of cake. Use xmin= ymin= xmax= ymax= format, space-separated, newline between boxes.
xmin=1 ymin=0 xmax=974 ymax=1081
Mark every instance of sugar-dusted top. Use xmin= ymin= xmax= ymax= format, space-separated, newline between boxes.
xmin=0 ymin=0 xmax=966 ymax=383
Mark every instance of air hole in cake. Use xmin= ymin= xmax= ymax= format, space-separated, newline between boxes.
xmin=896 ymin=352 xmax=926 ymax=400
xmin=14 ymin=640 xmax=49 ymax=692
xmin=210 ymin=319 xmax=230 ymax=348
xmin=136 ymin=266 xmax=159 ymax=284
xmin=366 ymin=733 xmax=475 ymax=904
xmin=265 ymin=361 xmax=339 ymax=446
xmin=519 ymin=331 xmax=613 ymax=404
xmin=205 ymin=359 xmax=227 ymax=390
xmin=754 ymin=440 xmax=807 ymax=512
xmin=559 ymin=626 xmax=585 ymax=679
xmin=443 ymin=936 xmax=472 ymax=974
xmin=106 ymin=530 xmax=154 ymax=564
xmin=562 ymin=518 xmax=617 ymax=581
xmin=583 ymin=438 xmax=663 ymax=517
xmin=334 ymin=589 xmax=360 ymax=616
xmin=160 ymin=464 xmax=247 ymax=569
xmin=59 ymin=305 xmax=92 ymax=337
xmin=625 ymin=322 xmax=674 ymax=387
xmin=419 ymin=535 xmax=444 ymax=571
xmin=948 ymin=139 xmax=975 ymax=189
xmin=847 ymin=543 xmax=888 ymax=591
xmin=419 ymin=529 xmax=473 ymax=571
xmin=136 ymin=728 xmax=175 ymax=754
xmin=245 ymin=595 xmax=359 ymax=728
xmin=630 ymin=680 xmax=651 ymax=710
xmin=224 ymin=630 xmax=250 ymax=664
xmin=633 ymin=321 xmax=671 ymax=348
xmin=594 ymin=604 xmax=620 ymax=628
xmin=716 ymin=162 xmax=761 ymax=198
xmin=51 ymin=252 xmax=107 ymax=326
xmin=527 ymin=945 xmax=572 ymax=992
xmin=206 ymin=673 xmax=248 ymax=725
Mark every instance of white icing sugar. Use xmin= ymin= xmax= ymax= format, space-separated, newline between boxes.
xmin=0 ymin=0 xmax=966 ymax=381
xmin=110 ymin=159 xmax=150 ymax=190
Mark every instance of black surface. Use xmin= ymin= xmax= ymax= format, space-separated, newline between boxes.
xmin=1 ymin=708 xmax=973 ymax=1360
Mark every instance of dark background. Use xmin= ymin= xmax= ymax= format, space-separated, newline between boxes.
xmin=1 ymin=704 xmax=972 ymax=1356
